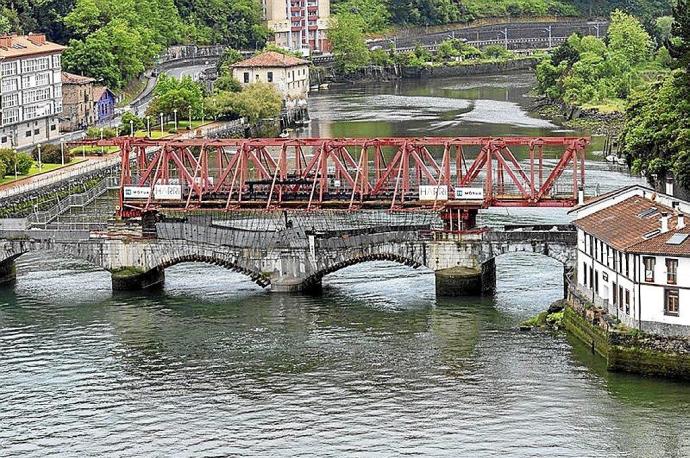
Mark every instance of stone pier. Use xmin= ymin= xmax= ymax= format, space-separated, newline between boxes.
xmin=0 ymin=258 xmax=16 ymax=287
xmin=111 ymin=267 xmax=165 ymax=291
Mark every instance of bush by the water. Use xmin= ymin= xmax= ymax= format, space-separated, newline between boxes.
xmin=87 ymin=127 xmax=118 ymax=139
xmin=31 ymin=144 xmax=72 ymax=164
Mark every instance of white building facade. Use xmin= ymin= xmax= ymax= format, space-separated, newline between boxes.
xmin=572 ymin=185 xmax=690 ymax=336
xmin=0 ymin=34 xmax=65 ymax=149
xmin=231 ymin=52 xmax=310 ymax=101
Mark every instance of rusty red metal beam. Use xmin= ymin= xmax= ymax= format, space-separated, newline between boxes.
xmin=70 ymin=136 xmax=589 ymax=216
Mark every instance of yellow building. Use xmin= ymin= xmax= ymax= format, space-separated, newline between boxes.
xmin=262 ymin=0 xmax=330 ymax=53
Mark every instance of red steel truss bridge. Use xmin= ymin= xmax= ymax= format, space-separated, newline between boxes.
xmin=71 ymin=136 xmax=589 ymax=226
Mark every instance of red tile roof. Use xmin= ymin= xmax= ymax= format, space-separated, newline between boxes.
xmin=574 ymin=195 xmax=690 ymax=256
xmin=62 ymin=72 xmax=95 ymax=85
xmin=0 ymin=33 xmax=65 ymax=58
xmin=231 ymin=51 xmax=308 ymax=68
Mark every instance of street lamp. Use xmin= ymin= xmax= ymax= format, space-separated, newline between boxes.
xmin=100 ymin=127 xmax=104 ymax=155
xmin=60 ymin=141 xmax=65 ymax=166
xmin=201 ymin=106 xmax=205 ymax=125
xmin=173 ymin=108 xmax=178 ymax=132
xmin=543 ymin=25 xmax=553 ymax=49
xmin=498 ymin=28 xmax=508 ymax=49
xmin=146 ymin=116 xmax=151 ymax=137
xmin=160 ymin=112 xmax=164 ymax=135
xmin=188 ymin=104 xmax=192 ymax=129
xmin=130 ymin=119 xmax=134 ymax=136
xmin=37 ymin=143 xmax=42 ymax=170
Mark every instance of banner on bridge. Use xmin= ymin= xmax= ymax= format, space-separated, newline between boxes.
xmin=454 ymin=187 xmax=484 ymax=200
xmin=123 ymin=187 xmax=151 ymax=200
xmin=154 ymin=185 xmax=182 ymax=200
xmin=419 ymin=185 xmax=448 ymax=201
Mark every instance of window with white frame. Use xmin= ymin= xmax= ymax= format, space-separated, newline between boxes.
xmin=21 ymin=57 xmax=50 ymax=73
xmin=2 ymin=93 xmax=19 ymax=108
xmin=52 ymin=54 xmax=61 ymax=68
xmin=35 ymin=72 xmax=50 ymax=86
xmin=1 ymin=61 xmax=17 ymax=77
xmin=24 ymin=88 xmax=51 ymax=104
xmin=2 ymin=108 xmax=20 ymax=125
xmin=1 ymin=77 xmax=18 ymax=93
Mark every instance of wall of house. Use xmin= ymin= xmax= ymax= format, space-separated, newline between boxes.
xmin=232 ymin=65 xmax=309 ymax=99
xmin=637 ymin=255 xmax=690 ymax=335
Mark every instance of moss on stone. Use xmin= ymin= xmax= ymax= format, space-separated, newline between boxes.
xmin=111 ymin=266 xmax=146 ymax=278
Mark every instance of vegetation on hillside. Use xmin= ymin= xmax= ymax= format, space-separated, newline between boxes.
xmin=620 ymin=0 xmax=690 ymax=189
xmin=331 ymin=0 xmax=674 ymax=32
xmin=535 ymin=11 xmax=666 ymax=112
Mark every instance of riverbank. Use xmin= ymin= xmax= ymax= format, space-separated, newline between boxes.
xmin=531 ymin=99 xmax=625 ymax=136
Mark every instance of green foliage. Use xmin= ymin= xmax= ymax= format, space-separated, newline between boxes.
xmin=536 ymin=11 xmax=658 ymax=108
xmin=120 ymin=112 xmax=146 ymax=132
xmin=481 ymin=44 xmax=513 ymax=59
xmin=0 ymin=148 xmax=16 ymax=176
xmin=369 ymin=49 xmax=394 ymax=66
xmin=213 ymin=75 xmax=242 ymax=93
xmin=333 ymin=0 xmax=390 ymax=33
xmin=31 ymin=144 xmax=71 ymax=164
xmin=15 ymin=153 xmax=33 ymax=175
xmin=329 ymin=14 xmax=370 ymax=74
xmin=0 ymin=158 xmax=6 ymax=178
xmin=86 ymin=127 xmax=118 ymax=139
xmin=205 ymin=82 xmax=282 ymax=123
xmin=216 ymin=48 xmax=243 ymax=75
xmin=146 ymin=74 xmax=205 ymax=118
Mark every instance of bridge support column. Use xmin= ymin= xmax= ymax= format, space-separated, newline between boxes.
xmin=111 ymin=267 xmax=165 ymax=291
xmin=481 ymin=258 xmax=496 ymax=294
xmin=435 ymin=266 xmax=482 ymax=296
xmin=271 ymin=276 xmax=322 ymax=294
xmin=0 ymin=258 xmax=16 ymax=287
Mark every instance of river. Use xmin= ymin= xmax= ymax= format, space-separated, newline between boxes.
xmin=2 ymin=72 xmax=689 ymax=457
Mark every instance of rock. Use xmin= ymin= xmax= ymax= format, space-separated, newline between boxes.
xmin=547 ymin=300 xmax=566 ymax=314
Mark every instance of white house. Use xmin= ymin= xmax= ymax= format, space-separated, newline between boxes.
xmin=231 ymin=51 xmax=310 ymax=101
xmin=570 ymin=184 xmax=690 ymax=336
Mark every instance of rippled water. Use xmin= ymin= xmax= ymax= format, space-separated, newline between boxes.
xmin=3 ymin=73 xmax=687 ymax=457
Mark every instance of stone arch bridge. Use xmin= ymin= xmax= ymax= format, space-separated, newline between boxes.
xmin=0 ymin=223 xmax=576 ymax=295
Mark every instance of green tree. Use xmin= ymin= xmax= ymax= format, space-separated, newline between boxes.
xmin=333 ymin=0 xmax=390 ymax=33
xmin=607 ymin=10 xmax=652 ymax=67
xmin=213 ymin=75 xmax=242 ymax=93
xmin=32 ymin=144 xmax=71 ymax=164
xmin=120 ymin=112 xmax=146 ymax=132
xmin=206 ymin=82 xmax=282 ymax=123
xmin=15 ymin=153 xmax=33 ymax=175
xmin=328 ymin=14 xmax=370 ymax=74
xmin=146 ymin=75 xmax=205 ymax=118
xmin=216 ymin=48 xmax=243 ymax=75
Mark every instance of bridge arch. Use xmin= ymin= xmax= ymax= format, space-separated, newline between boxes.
xmin=302 ymin=253 xmax=425 ymax=290
xmin=154 ymin=255 xmax=270 ymax=288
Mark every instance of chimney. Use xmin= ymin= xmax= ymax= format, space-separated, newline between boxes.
xmin=661 ymin=212 xmax=670 ymax=233
xmin=27 ymin=33 xmax=46 ymax=46
xmin=578 ymin=186 xmax=585 ymax=205
xmin=0 ymin=35 xmax=12 ymax=48
xmin=666 ymin=176 xmax=674 ymax=196
xmin=678 ymin=213 xmax=686 ymax=230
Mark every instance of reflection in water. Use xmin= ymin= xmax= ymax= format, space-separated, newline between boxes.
xmin=0 ymin=73 xmax=683 ymax=457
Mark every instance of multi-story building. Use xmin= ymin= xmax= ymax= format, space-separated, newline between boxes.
xmin=571 ymin=184 xmax=690 ymax=336
xmin=60 ymin=72 xmax=95 ymax=132
xmin=263 ymin=0 xmax=330 ymax=54
xmin=0 ymin=33 xmax=65 ymax=149
xmin=231 ymin=51 xmax=310 ymax=100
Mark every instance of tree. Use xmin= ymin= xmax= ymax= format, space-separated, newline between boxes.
xmin=213 ymin=75 xmax=242 ymax=93
xmin=146 ymin=75 xmax=205 ymax=118
xmin=15 ymin=153 xmax=33 ymax=175
xmin=206 ymin=82 xmax=282 ymax=123
xmin=120 ymin=112 xmax=146 ymax=132
xmin=669 ymin=0 xmax=690 ymax=67
xmin=31 ymin=144 xmax=71 ymax=164
xmin=607 ymin=10 xmax=652 ymax=67
xmin=329 ymin=14 xmax=370 ymax=74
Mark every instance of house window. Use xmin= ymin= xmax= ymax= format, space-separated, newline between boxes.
xmin=643 ymin=257 xmax=655 ymax=282
xmin=1 ymin=136 xmax=6 ymax=143
xmin=582 ymin=262 xmax=587 ymax=286
xmin=619 ymin=285 xmax=624 ymax=311
xmin=267 ymin=71 xmax=273 ymax=82
xmin=1 ymin=61 xmax=16 ymax=77
xmin=625 ymin=289 xmax=630 ymax=315
xmin=243 ymin=72 xmax=249 ymax=83
xmin=613 ymin=281 xmax=618 ymax=307
xmin=25 ymin=131 xmax=31 ymax=137
xmin=665 ymin=288 xmax=679 ymax=316
xmin=666 ymin=258 xmax=678 ymax=285
xmin=255 ymin=74 xmax=259 ymax=81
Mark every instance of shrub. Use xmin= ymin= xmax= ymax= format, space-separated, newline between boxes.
xmin=120 ymin=112 xmax=145 ymax=133
xmin=482 ymin=44 xmax=513 ymax=59
xmin=0 ymin=159 xmax=6 ymax=178
xmin=86 ymin=126 xmax=118 ymax=139
xmin=0 ymin=147 xmax=16 ymax=173
xmin=31 ymin=144 xmax=71 ymax=164
xmin=15 ymin=152 xmax=33 ymax=175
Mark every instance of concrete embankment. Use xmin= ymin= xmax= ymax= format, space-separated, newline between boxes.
xmin=563 ymin=286 xmax=690 ymax=380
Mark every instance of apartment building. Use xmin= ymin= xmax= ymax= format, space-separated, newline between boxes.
xmin=263 ymin=0 xmax=330 ymax=53
xmin=61 ymin=72 xmax=95 ymax=132
xmin=0 ymin=33 xmax=65 ymax=149
xmin=571 ymin=184 xmax=690 ymax=336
